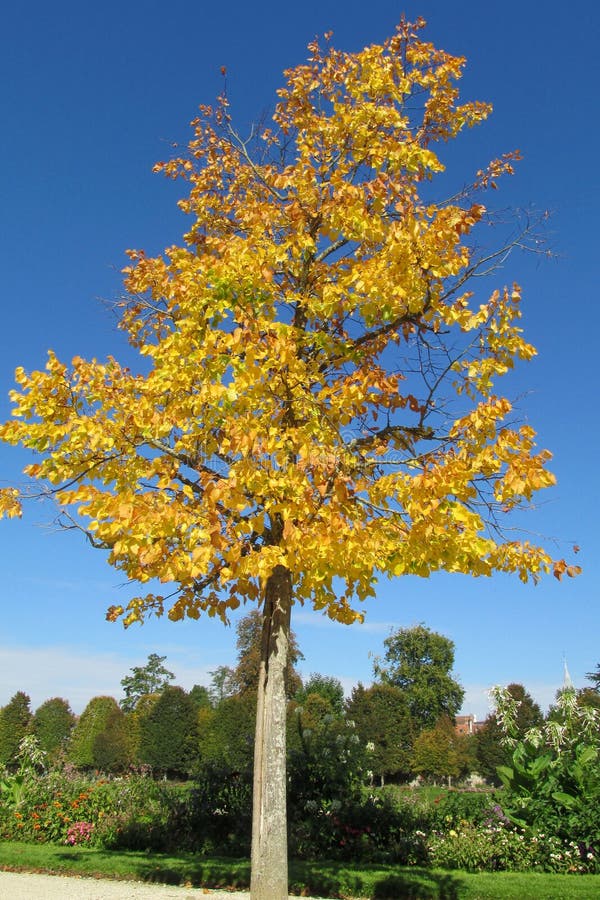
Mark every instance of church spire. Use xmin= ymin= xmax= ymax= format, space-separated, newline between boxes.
xmin=563 ymin=655 xmax=573 ymax=689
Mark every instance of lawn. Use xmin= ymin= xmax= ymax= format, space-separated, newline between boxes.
xmin=1 ymin=841 xmax=600 ymax=899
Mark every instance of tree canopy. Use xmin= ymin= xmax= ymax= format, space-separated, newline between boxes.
xmin=0 ymin=692 xmax=32 ymax=767
xmin=347 ymin=682 xmax=414 ymax=783
xmin=137 ymin=685 xmax=200 ymax=777
xmin=295 ymin=673 xmax=345 ymax=716
xmin=31 ymin=697 xmax=75 ymax=761
xmin=0 ymin=18 xmax=577 ymax=899
xmin=67 ymin=696 xmax=122 ymax=769
xmin=120 ymin=653 xmax=175 ymax=712
xmin=586 ymin=664 xmax=600 ymax=691
xmin=411 ymin=715 xmax=475 ymax=783
xmin=0 ymin=23 xmax=572 ymax=623
xmin=374 ymin=624 xmax=465 ymax=729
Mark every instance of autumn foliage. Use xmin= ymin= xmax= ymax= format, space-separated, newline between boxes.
xmin=0 ymin=21 xmax=576 ymax=631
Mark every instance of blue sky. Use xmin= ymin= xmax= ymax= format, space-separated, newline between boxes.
xmin=1 ymin=0 xmax=598 ymax=718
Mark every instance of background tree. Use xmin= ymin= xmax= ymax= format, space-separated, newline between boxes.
xmin=411 ymin=716 xmax=475 ymax=784
xmin=586 ymin=664 xmax=600 ymax=692
xmin=31 ymin=697 xmax=74 ymax=762
xmin=137 ymin=685 xmax=199 ymax=777
xmin=0 ymin=692 xmax=32 ymax=767
xmin=476 ymin=683 xmax=543 ymax=783
xmin=126 ymin=692 xmax=160 ymax=764
xmin=207 ymin=665 xmax=235 ymax=707
xmin=67 ymin=696 xmax=121 ymax=769
xmin=197 ymin=692 xmax=256 ymax=772
xmin=346 ymin=682 xmax=414 ymax=784
xmin=189 ymin=684 xmax=211 ymax=710
xmin=374 ymin=624 xmax=464 ymax=730
xmin=295 ymin=673 xmax=345 ymax=716
xmin=0 ymin=20 xmax=576 ymax=898
xmin=577 ymin=688 xmax=600 ymax=713
xmin=120 ymin=653 xmax=175 ymax=713
xmin=92 ymin=704 xmax=133 ymax=772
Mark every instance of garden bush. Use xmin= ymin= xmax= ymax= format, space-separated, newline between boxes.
xmin=188 ymin=763 xmax=252 ymax=855
xmin=0 ymin=764 xmax=194 ymax=852
xmin=2 ymin=730 xmax=599 ymax=875
xmin=491 ymin=685 xmax=600 ymax=857
xmin=427 ymin=819 xmax=599 ymax=874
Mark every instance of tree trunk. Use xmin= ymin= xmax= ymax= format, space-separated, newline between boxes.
xmin=251 ymin=564 xmax=292 ymax=900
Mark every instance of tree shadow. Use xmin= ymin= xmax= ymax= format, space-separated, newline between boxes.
xmin=50 ymin=852 xmax=464 ymax=899
xmin=371 ymin=870 xmax=462 ymax=899
xmin=289 ymin=862 xmax=464 ymax=900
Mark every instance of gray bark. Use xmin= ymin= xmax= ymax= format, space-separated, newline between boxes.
xmin=250 ymin=565 xmax=291 ymax=900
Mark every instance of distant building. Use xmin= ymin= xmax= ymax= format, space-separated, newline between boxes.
xmin=454 ymin=714 xmax=486 ymax=735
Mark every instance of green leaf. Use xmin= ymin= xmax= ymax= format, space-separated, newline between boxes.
xmin=496 ymin=765 xmax=514 ymax=787
xmin=551 ymin=790 xmax=578 ymax=810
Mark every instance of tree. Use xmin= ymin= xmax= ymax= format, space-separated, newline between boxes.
xmin=577 ymin=688 xmax=600 ymax=713
xmin=126 ymin=692 xmax=160 ymax=764
xmin=295 ymin=673 xmax=345 ymax=716
xmin=229 ymin=609 xmax=303 ymax=698
xmin=586 ymin=664 xmax=600 ymax=691
xmin=198 ymin=692 xmax=257 ymax=772
xmin=0 ymin=692 xmax=32 ymax=767
xmin=67 ymin=696 xmax=122 ymax=769
xmin=32 ymin=697 xmax=75 ymax=762
xmin=374 ymin=624 xmax=465 ymax=730
xmin=137 ymin=685 xmax=199 ymax=777
xmin=0 ymin=20 xmax=577 ymax=899
xmin=120 ymin=653 xmax=175 ymax=712
xmin=92 ymin=705 xmax=133 ymax=772
xmin=189 ymin=684 xmax=211 ymax=710
xmin=411 ymin=715 xmax=475 ymax=784
xmin=207 ymin=665 xmax=235 ymax=706
xmin=346 ymin=682 xmax=414 ymax=783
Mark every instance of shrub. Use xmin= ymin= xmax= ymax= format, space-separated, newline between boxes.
xmin=188 ymin=764 xmax=252 ymax=855
xmin=491 ymin=685 xmax=600 ymax=853
xmin=428 ymin=820 xmax=599 ymax=873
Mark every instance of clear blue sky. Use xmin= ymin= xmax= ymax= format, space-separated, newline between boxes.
xmin=1 ymin=0 xmax=598 ymax=718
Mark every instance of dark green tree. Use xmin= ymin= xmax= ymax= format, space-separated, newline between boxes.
xmin=67 ymin=696 xmax=122 ymax=769
xmin=126 ymin=693 xmax=159 ymax=764
xmin=0 ymin=691 xmax=32 ymax=767
xmin=295 ymin=674 xmax=345 ymax=716
xmin=287 ymin=702 xmax=366 ymax=819
xmin=120 ymin=653 xmax=175 ymax=713
xmin=138 ymin=685 xmax=199 ymax=777
xmin=198 ymin=692 xmax=256 ymax=772
xmin=32 ymin=697 xmax=74 ymax=761
xmin=374 ymin=624 xmax=464 ymax=730
xmin=476 ymin=683 xmax=543 ymax=783
xmin=189 ymin=684 xmax=211 ymax=710
xmin=585 ymin=663 xmax=600 ymax=691
xmin=93 ymin=705 xmax=133 ymax=772
xmin=346 ymin=682 xmax=414 ymax=784
xmin=577 ymin=687 xmax=600 ymax=712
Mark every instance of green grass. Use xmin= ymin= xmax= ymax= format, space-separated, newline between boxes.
xmin=1 ymin=842 xmax=600 ymax=899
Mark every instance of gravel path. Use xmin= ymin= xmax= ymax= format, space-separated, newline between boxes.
xmin=0 ymin=871 xmax=332 ymax=899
